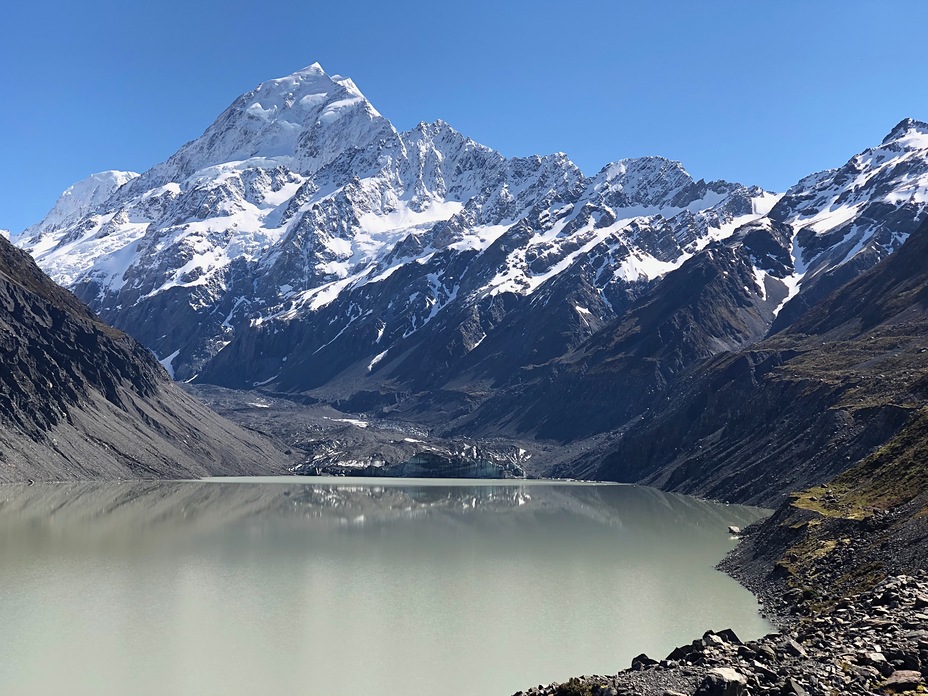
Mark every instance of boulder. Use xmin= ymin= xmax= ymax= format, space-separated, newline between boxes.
xmin=630 ymin=653 xmax=658 ymax=671
xmin=780 ymin=638 xmax=808 ymax=658
xmin=756 ymin=645 xmax=778 ymax=663
xmin=695 ymin=667 xmax=747 ymax=696
xmin=882 ymin=669 xmax=922 ymax=692
xmin=717 ymin=628 xmax=742 ymax=645
xmin=781 ymin=677 xmax=807 ymax=695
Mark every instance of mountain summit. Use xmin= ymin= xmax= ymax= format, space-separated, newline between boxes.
xmin=117 ymin=62 xmax=393 ymax=196
xmin=17 ymin=63 xmax=772 ymax=385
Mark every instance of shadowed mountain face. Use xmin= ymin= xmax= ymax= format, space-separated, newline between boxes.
xmin=450 ymin=221 xmax=793 ymax=443
xmin=0 ymin=235 xmax=284 ymax=482
xmin=587 ymin=216 xmax=928 ymax=505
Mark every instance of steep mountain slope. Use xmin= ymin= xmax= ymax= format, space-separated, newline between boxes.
xmin=444 ymin=121 xmax=928 ymax=447
xmin=0 ymin=235 xmax=284 ymax=482
xmin=449 ymin=218 xmax=790 ymax=439
xmin=16 ymin=63 xmax=775 ymax=391
xmin=589 ymin=214 xmax=928 ymax=505
xmin=723 ymin=406 xmax=928 ymax=615
xmin=769 ymin=118 xmax=928 ymax=329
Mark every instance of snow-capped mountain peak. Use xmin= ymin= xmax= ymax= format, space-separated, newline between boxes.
xmin=881 ymin=117 xmax=928 ymax=148
xmin=111 ymin=63 xmax=394 ymax=203
xmin=762 ymin=117 xmax=928 ymax=327
xmin=15 ymin=170 xmax=139 ymax=251
xmin=594 ymin=156 xmax=692 ymax=202
xmin=23 ymin=170 xmax=138 ymax=231
xmin=18 ymin=63 xmax=778 ymax=386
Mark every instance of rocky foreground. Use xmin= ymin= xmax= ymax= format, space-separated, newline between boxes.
xmin=515 ymin=573 xmax=928 ymax=696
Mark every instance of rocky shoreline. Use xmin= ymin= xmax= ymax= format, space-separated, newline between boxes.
xmin=514 ymin=534 xmax=928 ymax=696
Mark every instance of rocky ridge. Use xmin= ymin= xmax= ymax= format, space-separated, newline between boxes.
xmin=0 ymin=234 xmax=285 ymax=482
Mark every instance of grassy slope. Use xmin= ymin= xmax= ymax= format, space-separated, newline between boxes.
xmin=747 ymin=410 xmax=928 ymax=604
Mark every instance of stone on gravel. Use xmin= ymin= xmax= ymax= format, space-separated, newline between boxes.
xmin=781 ymin=677 xmax=807 ymax=695
xmin=881 ymin=669 xmax=922 ymax=692
xmin=780 ymin=637 xmax=807 ymax=658
xmin=695 ymin=667 xmax=747 ymax=696
xmin=630 ymin=653 xmax=658 ymax=670
xmin=716 ymin=628 xmax=742 ymax=645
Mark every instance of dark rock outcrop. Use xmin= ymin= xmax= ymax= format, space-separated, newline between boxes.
xmin=589 ymin=214 xmax=928 ymax=505
xmin=0 ymin=235 xmax=285 ymax=482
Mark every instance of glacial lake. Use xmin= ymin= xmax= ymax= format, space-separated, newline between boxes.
xmin=0 ymin=477 xmax=770 ymax=696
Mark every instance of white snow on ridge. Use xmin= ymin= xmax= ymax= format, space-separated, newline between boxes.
xmin=27 ymin=63 xmax=928 ymax=386
xmin=368 ymin=350 xmax=388 ymax=371
xmin=751 ymin=191 xmax=783 ymax=217
xmin=483 ymin=199 xmax=773 ymax=298
xmin=357 ymin=200 xmax=464 ymax=236
xmin=772 ymin=273 xmax=801 ymax=317
xmin=782 ymin=120 xmax=928 ymax=240
xmin=752 ymin=267 xmax=768 ymax=301
xmin=328 ymin=417 xmax=369 ymax=428
xmin=18 ymin=171 xmax=139 ymax=245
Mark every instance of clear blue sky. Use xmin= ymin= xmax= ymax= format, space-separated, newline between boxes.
xmin=3 ymin=0 xmax=928 ymax=232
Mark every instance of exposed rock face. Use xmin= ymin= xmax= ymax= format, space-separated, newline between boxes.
xmin=0 ymin=235 xmax=284 ymax=482
xmin=583 ymin=214 xmax=928 ymax=505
